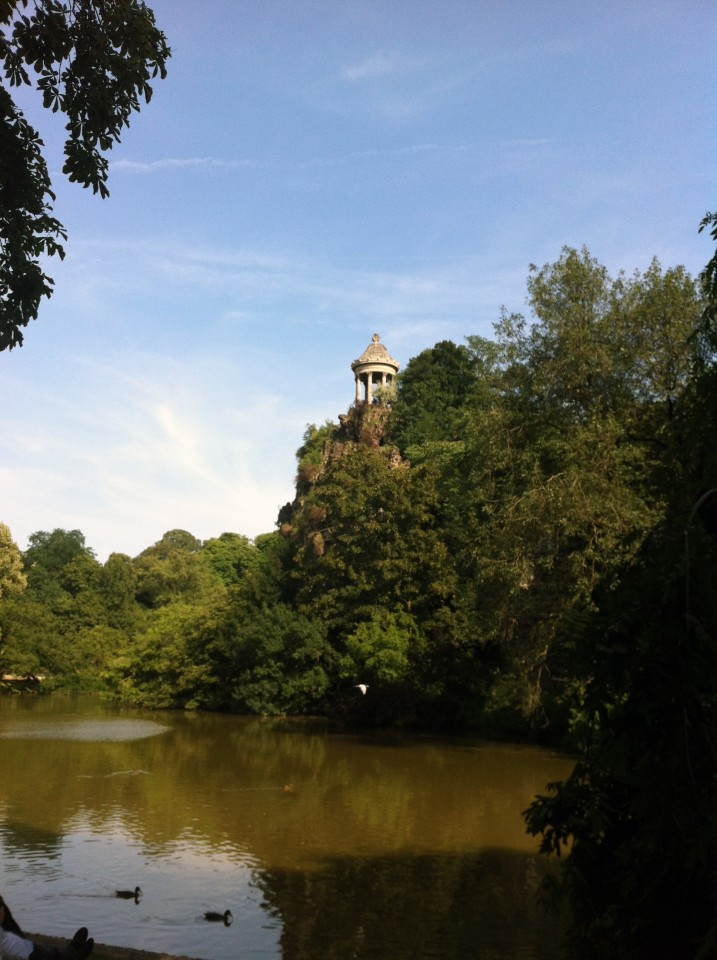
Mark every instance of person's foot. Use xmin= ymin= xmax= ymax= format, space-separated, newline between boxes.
xmin=65 ymin=928 xmax=92 ymax=960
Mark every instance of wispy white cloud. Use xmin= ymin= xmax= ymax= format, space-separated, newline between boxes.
xmin=0 ymin=351 xmax=299 ymax=560
xmin=111 ymin=143 xmax=466 ymax=177
xmin=498 ymin=138 xmax=550 ymax=148
xmin=295 ymin=142 xmax=449 ymax=169
xmin=110 ymin=138 xmax=552 ymax=183
xmin=111 ymin=157 xmax=256 ymax=174
xmin=0 ymin=233 xmax=510 ymax=558
xmin=337 ymin=48 xmax=466 ymax=121
xmin=341 ymin=51 xmax=423 ymax=82
xmin=73 ymin=236 xmax=502 ymax=334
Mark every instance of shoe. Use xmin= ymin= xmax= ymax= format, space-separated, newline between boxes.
xmin=61 ymin=929 xmax=92 ymax=960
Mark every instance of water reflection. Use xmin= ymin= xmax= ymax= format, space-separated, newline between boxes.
xmin=0 ymin=696 xmax=572 ymax=960
xmin=262 ymin=851 xmax=566 ymax=960
xmin=0 ymin=717 xmax=169 ymax=741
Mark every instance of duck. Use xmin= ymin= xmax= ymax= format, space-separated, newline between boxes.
xmin=115 ymin=886 xmax=142 ymax=901
xmin=204 ymin=910 xmax=233 ymax=925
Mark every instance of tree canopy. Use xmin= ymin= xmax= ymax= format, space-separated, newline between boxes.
xmin=390 ymin=339 xmax=477 ymax=454
xmin=0 ymin=521 xmax=25 ymax=600
xmin=0 ymin=0 xmax=170 ymax=349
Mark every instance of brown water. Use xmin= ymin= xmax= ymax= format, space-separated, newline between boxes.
xmin=0 ymin=696 xmax=573 ymax=960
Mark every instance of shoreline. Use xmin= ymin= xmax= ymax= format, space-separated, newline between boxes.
xmin=29 ymin=933 xmax=202 ymax=960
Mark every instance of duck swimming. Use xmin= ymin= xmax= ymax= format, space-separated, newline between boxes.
xmin=204 ymin=910 xmax=233 ymax=925
xmin=115 ymin=887 xmax=142 ymax=901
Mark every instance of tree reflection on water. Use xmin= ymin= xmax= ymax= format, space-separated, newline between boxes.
xmin=258 ymin=850 xmax=567 ymax=960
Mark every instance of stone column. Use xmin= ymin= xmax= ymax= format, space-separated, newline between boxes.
xmin=351 ymin=334 xmax=400 ymax=407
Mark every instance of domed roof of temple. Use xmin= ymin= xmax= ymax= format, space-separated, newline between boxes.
xmin=351 ymin=333 xmax=400 ymax=372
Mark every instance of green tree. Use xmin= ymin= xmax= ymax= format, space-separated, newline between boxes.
xmin=23 ymin=526 xmax=93 ymax=570
xmin=133 ymin=529 xmax=218 ymax=608
xmin=293 ymin=420 xmax=338 ymax=496
xmin=441 ymin=249 xmax=705 ymax=727
xmin=288 ymin=441 xmax=454 ymax=633
xmin=200 ymin=532 xmax=260 ymax=585
xmin=699 ymin=210 xmax=717 ymax=338
xmin=390 ymin=340 xmax=477 ymax=454
xmin=233 ymin=530 xmax=294 ymax=610
xmin=340 ymin=608 xmax=421 ymax=685
xmin=0 ymin=0 xmax=170 ymax=349
xmin=2 ymin=527 xmax=135 ymax=686
xmin=0 ymin=522 xmax=27 ymax=672
xmin=100 ymin=551 xmax=140 ymax=632
xmin=281 ymin=405 xmax=468 ymax=723
xmin=201 ymin=600 xmax=332 ymax=715
xmin=522 ymin=219 xmax=717 ymax=960
xmin=155 ymin=528 xmax=202 ymax=553
xmin=54 ymin=550 xmax=105 ymax=628
xmin=108 ymin=598 xmax=218 ymax=708
xmin=108 ymin=584 xmax=332 ymax=716
xmin=525 ymin=487 xmax=717 ymax=959
xmin=0 ymin=595 xmax=60 ymax=675
xmin=0 ymin=521 xmax=26 ymax=600
xmin=21 ymin=527 xmax=96 ymax=607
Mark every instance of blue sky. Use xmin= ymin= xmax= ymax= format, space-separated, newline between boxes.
xmin=1 ymin=0 xmax=714 ymax=561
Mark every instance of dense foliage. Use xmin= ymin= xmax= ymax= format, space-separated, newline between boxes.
xmin=2 ymin=238 xmax=715 ymax=956
xmin=522 ymin=243 xmax=717 ymax=958
xmin=0 ymin=0 xmax=170 ymax=349
xmin=1 ymin=247 xmax=710 ymax=722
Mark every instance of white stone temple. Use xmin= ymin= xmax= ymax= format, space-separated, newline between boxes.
xmin=351 ymin=333 xmax=400 ymax=404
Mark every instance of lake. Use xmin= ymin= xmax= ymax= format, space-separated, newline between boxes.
xmin=0 ymin=695 xmax=573 ymax=960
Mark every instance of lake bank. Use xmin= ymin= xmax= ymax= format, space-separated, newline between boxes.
xmin=30 ymin=933 xmax=200 ymax=960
